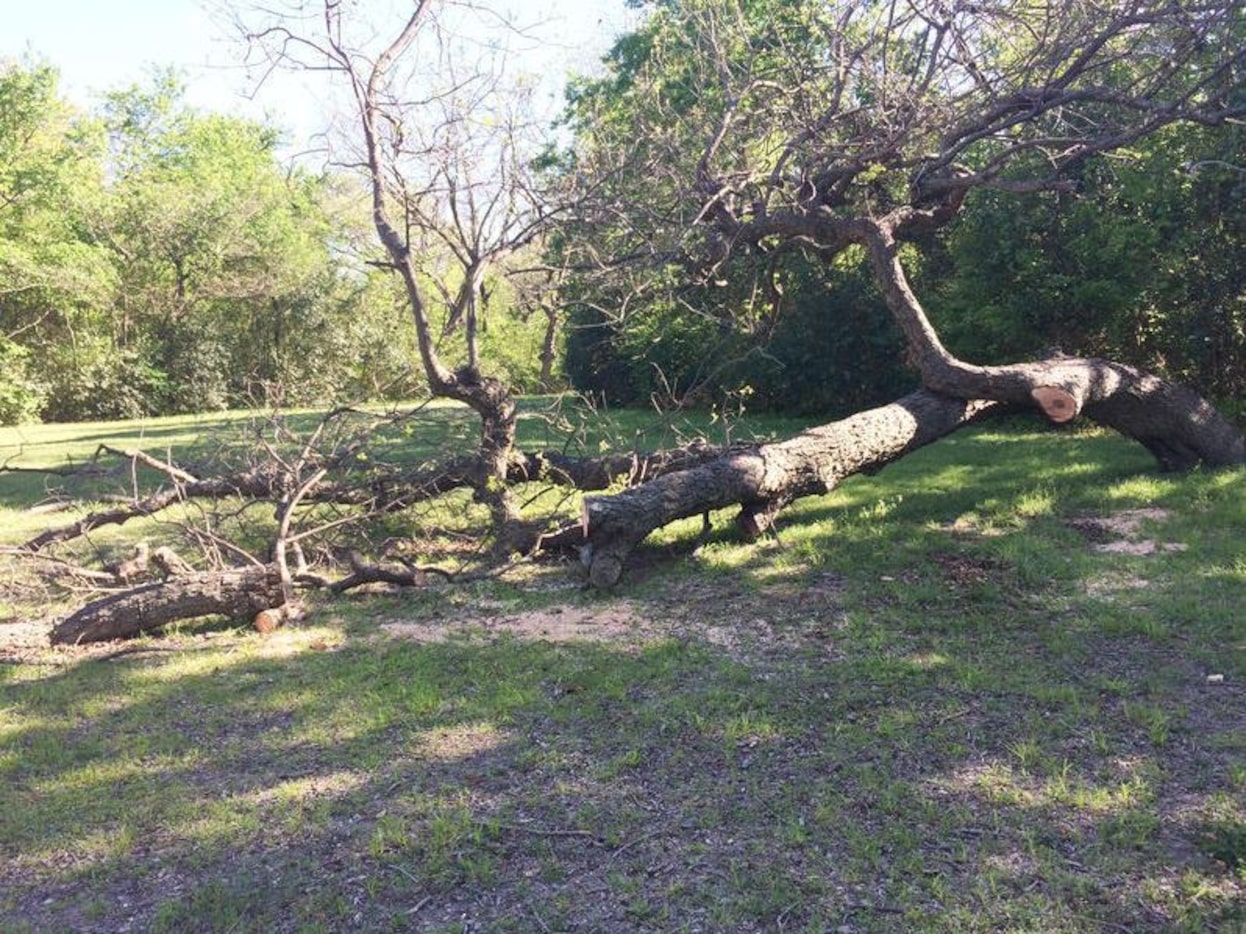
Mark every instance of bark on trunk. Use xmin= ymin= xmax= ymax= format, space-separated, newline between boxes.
xmin=580 ymin=390 xmax=999 ymax=587
xmin=49 ymin=565 xmax=286 ymax=645
xmin=539 ymin=306 xmax=560 ymax=392
xmin=860 ymin=220 xmax=1246 ymax=468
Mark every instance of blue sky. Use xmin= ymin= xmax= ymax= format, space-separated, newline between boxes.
xmin=5 ymin=1 xmax=635 ymax=153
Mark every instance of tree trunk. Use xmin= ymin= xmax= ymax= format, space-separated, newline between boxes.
xmin=49 ymin=565 xmax=286 ymax=645
xmin=573 ymin=219 xmax=1246 ymax=587
xmin=539 ymin=305 xmax=560 ymax=392
xmin=470 ymin=376 xmax=521 ymax=534
xmin=580 ymin=390 xmax=999 ymax=587
xmin=861 ymin=220 xmax=1246 ymax=468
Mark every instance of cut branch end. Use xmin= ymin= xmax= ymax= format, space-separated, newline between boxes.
xmin=1031 ymin=386 xmax=1079 ymax=423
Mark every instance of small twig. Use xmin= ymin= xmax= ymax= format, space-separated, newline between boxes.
xmin=275 ymin=466 xmax=328 ymax=601
xmin=94 ymin=445 xmax=199 ymax=485
xmin=529 ymin=905 xmax=552 ymax=934
xmin=776 ymin=901 xmax=798 ymax=930
xmin=0 ymin=547 xmax=116 ymax=582
xmin=405 ymin=895 xmax=432 ymax=916
xmin=0 ymin=459 xmax=106 ymax=478
xmin=495 ymin=822 xmax=601 ymax=840
xmin=91 ymin=645 xmax=179 ymax=663
xmin=606 ymin=826 xmax=668 ymax=860
xmin=844 ymin=902 xmax=904 ymax=914
xmin=387 ymin=863 xmax=422 ymax=886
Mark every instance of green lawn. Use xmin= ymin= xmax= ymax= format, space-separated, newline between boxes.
xmin=1 ymin=406 xmax=1244 ymax=931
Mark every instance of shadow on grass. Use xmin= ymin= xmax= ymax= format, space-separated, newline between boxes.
xmin=2 ymin=418 xmax=1243 ymax=931
xmin=3 ymin=586 xmax=1242 ymax=932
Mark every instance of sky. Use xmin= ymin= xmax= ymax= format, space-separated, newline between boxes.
xmin=5 ymin=0 xmax=639 ymax=157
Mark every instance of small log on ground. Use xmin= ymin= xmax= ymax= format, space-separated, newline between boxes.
xmin=581 ymin=390 xmax=999 ymax=587
xmin=50 ymin=565 xmax=286 ymax=645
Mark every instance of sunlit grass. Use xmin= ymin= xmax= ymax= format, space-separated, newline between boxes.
xmin=2 ymin=407 xmax=1245 ymax=930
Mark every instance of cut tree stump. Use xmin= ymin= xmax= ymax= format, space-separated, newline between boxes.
xmin=1031 ymin=386 xmax=1078 ymax=423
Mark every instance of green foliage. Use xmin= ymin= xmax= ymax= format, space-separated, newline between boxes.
xmin=39 ymin=337 xmax=166 ymax=423
xmin=564 ymin=253 xmax=910 ymax=414
xmin=564 ymin=295 xmax=731 ymax=406
xmin=932 ymin=123 xmax=1246 ymax=406
xmin=0 ymin=62 xmax=447 ymax=423
xmin=0 ymin=337 xmax=43 ymax=424
xmin=0 ymin=60 xmax=117 ymax=422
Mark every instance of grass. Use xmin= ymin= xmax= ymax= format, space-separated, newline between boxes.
xmin=1 ymin=405 xmax=1244 ymax=931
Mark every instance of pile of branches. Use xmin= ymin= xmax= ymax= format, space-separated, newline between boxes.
xmin=2 ymin=402 xmax=741 ymax=645
xmin=6 ymin=390 xmax=1004 ymax=646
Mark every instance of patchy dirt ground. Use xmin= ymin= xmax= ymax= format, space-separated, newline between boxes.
xmin=1066 ymin=507 xmax=1189 ymax=555
xmin=380 ymin=601 xmax=658 ymax=646
xmin=2 ymin=508 xmax=1243 ymax=933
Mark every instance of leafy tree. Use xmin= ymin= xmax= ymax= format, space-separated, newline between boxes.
xmin=933 ymin=122 xmax=1246 ymax=410
xmin=95 ymin=74 xmax=345 ymax=412
xmin=0 ymin=60 xmax=114 ymax=421
xmin=566 ymin=0 xmax=1245 ymax=457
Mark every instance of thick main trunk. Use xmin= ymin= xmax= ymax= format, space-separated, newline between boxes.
xmin=49 ymin=566 xmax=286 ymax=645
xmin=471 ymin=379 xmax=520 ymax=532
xmin=580 ymin=390 xmax=998 ymax=587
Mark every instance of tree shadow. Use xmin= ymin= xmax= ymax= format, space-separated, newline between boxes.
xmin=3 ymin=425 xmax=1243 ymax=931
xmin=4 ymin=580 xmax=1242 ymax=932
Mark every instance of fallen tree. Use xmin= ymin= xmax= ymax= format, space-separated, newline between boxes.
xmin=581 ymin=390 xmax=1000 ymax=587
xmin=12 ymin=427 xmax=752 ymax=554
xmin=11 ymin=1 xmax=1246 ymax=642
xmin=13 ymin=407 xmax=764 ymax=641
xmin=559 ymin=0 xmax=1246 ymax=583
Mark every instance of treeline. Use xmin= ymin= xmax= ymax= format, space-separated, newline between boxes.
xmin=0 ymin=62 xmax=552 ymax=424
xmin=4 ymin=48 xmax=1244 ymax=427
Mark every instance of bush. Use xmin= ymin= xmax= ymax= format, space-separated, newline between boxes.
xmin=0 ymin=337 xmax=46 ymax=425
xmin=40 ymin=341 xmax=166 ymax=423
xmin=564 ymin=258 xmax=911 ymax=416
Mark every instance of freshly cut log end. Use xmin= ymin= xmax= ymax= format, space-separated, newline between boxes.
xmin=1031 ymin=386 xmax=1079 ymax=423
xmin=253 ymin=608 xmax=284 ymax=634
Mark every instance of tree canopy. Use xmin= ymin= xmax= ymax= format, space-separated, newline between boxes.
xmin=560 ymin=0 xmax=1246 ymax=419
